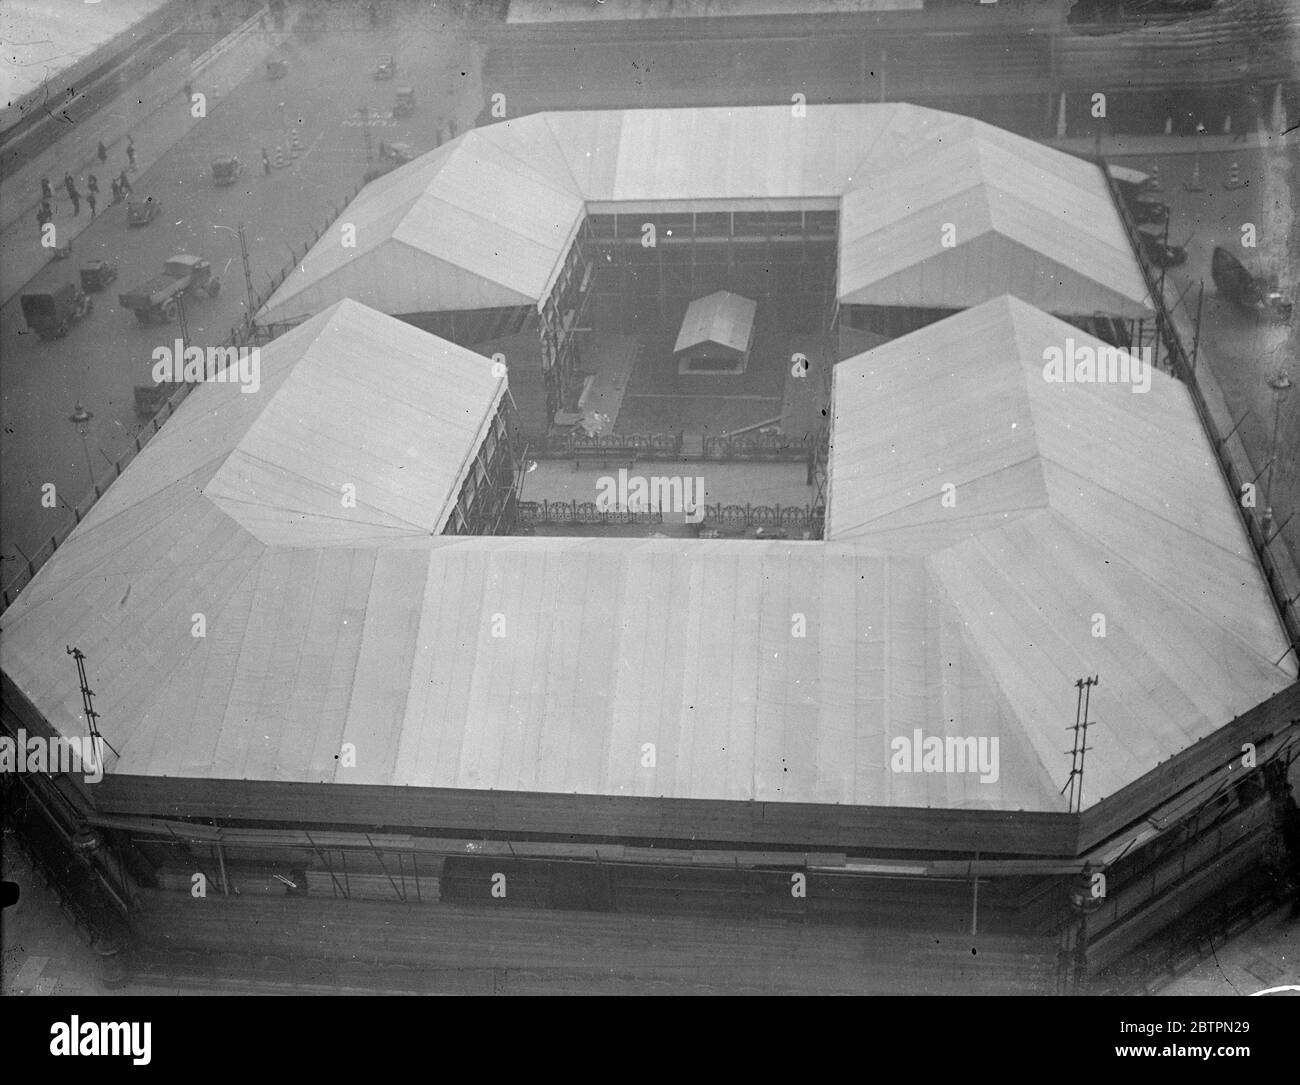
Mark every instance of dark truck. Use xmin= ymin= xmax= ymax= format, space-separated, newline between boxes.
xmin=1212 ymin=246 xmax=1293 ymax=320
xmin=21 ymin=283 xmax=93 ymax=340
xmin=118 ymin=254 xmax=222 ymax=325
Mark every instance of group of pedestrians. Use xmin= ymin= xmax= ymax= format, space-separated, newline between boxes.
xmin=37 ymin=136 xmax=135 ymax=236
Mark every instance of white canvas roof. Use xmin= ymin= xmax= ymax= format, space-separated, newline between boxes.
xmin=2 ymin=297 xmax=1290 ymax=814
xmin=674 ymin=291 xmax=757 ymax=356
xmin=837 ymin=133 xmax=1152 ymax=317
xmin=828 ymin=295 xmax=1294 ymax=799
xmin=259 ymin=133 xmax=586 ymax=323
xmin=258 ymin=104 xmax=1151 ymax=325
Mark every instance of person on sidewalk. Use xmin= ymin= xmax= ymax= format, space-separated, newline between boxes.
xmin=126 ymin=135 xmax=136 ymax=171
xmin=36 ymin=201 xmax=52 ymax=233
xmin=97 ymin=140 xmax=108 ymax=165
xmin=87 ymin=189 xmax=97 ymax=219
xmin=40 ymin=175 xmax=55 ymax=207
xmin=87 ymin=173 xmax=99 ymax=198
xmin=64 ymin=173 xmax=81 ymax=216
xmin=118 ymin=170 xmax=132 ymax=199
xmin=110 ymin=177 xmax=121 ymax=205
xmin=262 ymin=147 xmax=272 ymax=175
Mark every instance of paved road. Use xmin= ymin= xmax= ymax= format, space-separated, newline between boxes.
xmin=0 ymin=18 xmax=488 ymax=577
xmin=1107 ymin=144 xmax=1300 ymax=590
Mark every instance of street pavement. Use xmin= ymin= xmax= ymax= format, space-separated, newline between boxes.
xmin=0 ymin=14 xmax=489 ymax=584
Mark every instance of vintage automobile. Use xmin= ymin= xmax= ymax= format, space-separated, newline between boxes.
xmin=1136 ymin=229 xmax=1187 ymax=269
xmin=374 ymin=53 xmax=396 ymax=79
xmin=212 ymin=156 xmax=243 ymax=186
xmin=266 ymin=58 xmax=288 ymax=80
xmin=1212 ymin=246 xmax=1293 ymax=320
xmin=79 ymin=259 xmax=119 ymax=292
xmin=392 ymin=86 xmax=416 ymax=118
xmin=118 ymin=254 xmax=222 ymax=325
xmin=126 ymin=197 xmax=161 ymax=226
xmin=1126 ymin=197 xmax=1169 ymax=226
xmin=21 ymin=283 xmax=93 ymax=340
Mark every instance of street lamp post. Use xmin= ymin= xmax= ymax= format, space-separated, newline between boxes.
xmin=68 ymin=402 xmax=96 ymax=495
xmin=1264 ymin=370 xmax=1294 ymax=532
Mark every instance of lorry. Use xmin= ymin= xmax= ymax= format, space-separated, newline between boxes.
xmin=1211 ymin=246 xmax=1293 ymax=320
xmin=21 ymin=283 xmax=93 ymax=340
xmin=118 ymin=254 xmax=222 ymax=325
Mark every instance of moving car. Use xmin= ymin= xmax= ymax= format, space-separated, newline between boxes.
xmin=118 ymin=254 xmax=222 ymax=325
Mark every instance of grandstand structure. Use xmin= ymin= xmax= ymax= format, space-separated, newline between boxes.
xmin=3 ymin=103 xmax=1298 ymax=994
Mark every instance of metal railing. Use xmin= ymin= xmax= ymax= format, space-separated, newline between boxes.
xmin=517 ymin=500 xmax=822 ymax=533
xmin=702 ymin=431 xmax=814 ymax=461
xmin=543 ymin=431 xmax=685 ymax=459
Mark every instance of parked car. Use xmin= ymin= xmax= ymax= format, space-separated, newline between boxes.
xmin=392 ymin=86 xmax=415 ymax=118
xmin=127 ymin=197 xmax=161 ymax=226
xmin=79 ymin=259 xmax=119 ymax=292
xmin=1136 ymin=229 xmax=1186 ymax=269
xmin=212 ymin=156 xmax=243 ymax=186
xmin=21 ymin=283 xmax=93 ymax=340
xmin=1127 ymin=197 xmax=1169 ymax=226
xmin=118 ymin=254 xmax=221 ymax=324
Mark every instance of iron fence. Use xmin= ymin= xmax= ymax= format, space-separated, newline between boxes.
xmin=517 ymin=500 xmax=822 ymax=533
xmin=702 ymin=432 xmax=814 ymax=461
xmin=544 ymin=432 xmax=685 ymax=459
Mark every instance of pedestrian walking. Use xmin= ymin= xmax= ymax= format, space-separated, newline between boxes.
xmin=40 ymin=175 xmax=54 ymax=204
xmin=118 ymin=170 xmax=132 ymax=198
xmin=183 ymin=81 xmax=193 ymax=105
xmin=87 ymin=189 xmax=97 ymax=218
xmin=111 ymin=177 xmax=121 ymax=204
xmin=97 ymin=140 xmax=108 ymax=165
xmin=126 ymin=135 xmax=136 ymax=171
xmin=87 ymin=173 xmax=99 ymax=196
xmin=36 ymin=201 xmax=52 ymax=232
xmin=64 ymin=173 xmax=81 ymax=216
xmin=261 ymin=147 xmax=272 ymax=175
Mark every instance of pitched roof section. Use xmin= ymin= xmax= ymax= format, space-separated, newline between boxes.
xmin=837 ymin=134 xmax=1151 ymax=316
xmin=68 ymin=300 xmax=506 ymax=550
xmin=0 ymin=298 xmax=1291 ymax=814
xmin=257 ymin=104 xmax=1150 ymax=325
xmin=674 ymin=291 xmax=757 ymax=355
xmin=828 ymin=296 xmax=1295 ymax=791
xmin=260 ymin=134 xmax=586 ymax=320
